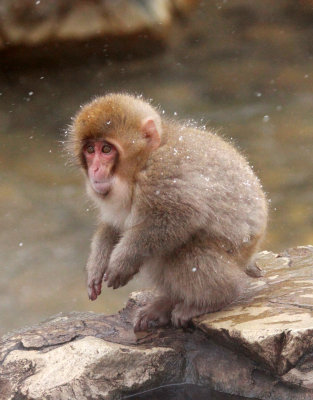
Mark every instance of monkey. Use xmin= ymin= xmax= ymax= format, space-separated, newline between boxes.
xmin=67 ymin=93 xmax=268 ymax=331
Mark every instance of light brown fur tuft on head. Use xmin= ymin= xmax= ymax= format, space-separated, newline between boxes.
xmin=69 ymin=94 xmax=161 ymax=169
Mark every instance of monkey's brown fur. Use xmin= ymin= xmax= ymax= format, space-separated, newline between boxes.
xmin=68 ymin=93 xmax=268 ymax=330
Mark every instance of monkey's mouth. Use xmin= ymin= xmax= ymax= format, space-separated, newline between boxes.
xmin=92 ymin=181 xmax=112 ymax=195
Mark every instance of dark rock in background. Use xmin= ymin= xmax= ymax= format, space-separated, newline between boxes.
xmin=0 ymin=0 xmax=199 ymax=66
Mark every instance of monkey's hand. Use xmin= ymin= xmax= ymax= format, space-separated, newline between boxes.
xmin=104 ymin=261 xmax=140 ymax=289
xmin=86 ymin=224 xmax=120 ymax=301
xmin=104 ymin=246 xmax=141 ymax=289
xmin=87 ymin=269 xmax=104 ymax=301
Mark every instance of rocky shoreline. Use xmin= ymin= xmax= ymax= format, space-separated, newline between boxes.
xmin=1 ymin=246 xmax=312 ymax=399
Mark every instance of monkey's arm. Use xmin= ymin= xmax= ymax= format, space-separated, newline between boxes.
xmin=87 ymin=224 xmax=119 ymax=300
xmin=105 ymin=195 xmax=202 ymax=289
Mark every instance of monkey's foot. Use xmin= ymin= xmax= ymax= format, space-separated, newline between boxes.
xmin=171 ymin=303 xmax=206 ymax=328
xmin=245 ymin=261 xmax=264 ymax=278
xmin=134 ymin=297 xmax=173 ymax=332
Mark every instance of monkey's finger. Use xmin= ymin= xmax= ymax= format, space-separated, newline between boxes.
xmin=112 ymin=277 xmax=121 ymax=289
xmin=95 ymin=282 xmax=102 ymax=295
xmin=117 ymin=275 xmax=130 ymax=288
xmin=106 ymin=273 xmax=117 ymax=288
xmin=88 ymin=286 xmax=97 ymax=301
xmin=105 ymin=272 xmax=116 ymax=287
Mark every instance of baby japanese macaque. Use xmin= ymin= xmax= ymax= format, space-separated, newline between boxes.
xmin=68 ymin=93 xmax=267 ymax=330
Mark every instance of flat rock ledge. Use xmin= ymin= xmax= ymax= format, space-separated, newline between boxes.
xmin=1 ymin=246 xmax=313 ymax=400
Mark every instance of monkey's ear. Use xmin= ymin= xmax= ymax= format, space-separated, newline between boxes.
xmin=141 ymin=117 xmax=161 ymax=151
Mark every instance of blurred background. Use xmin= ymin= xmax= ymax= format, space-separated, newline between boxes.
xmin=0 ymin=0 xmax=312 ymax=335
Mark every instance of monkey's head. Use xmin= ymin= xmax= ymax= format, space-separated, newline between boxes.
xmin=69 ymin=93 xmax=162 ymax=197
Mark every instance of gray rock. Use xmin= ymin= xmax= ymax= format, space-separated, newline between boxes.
xmin=196 ymin=246 xmax=313 ymax=376
xmin=0 ymin=0 xmax=198 ymax=51
xmin=0 ymin=246 xmax=313 ymax=399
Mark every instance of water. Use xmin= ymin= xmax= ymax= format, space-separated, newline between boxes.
xmin=0 ymin=2 xmax=312 ymax=338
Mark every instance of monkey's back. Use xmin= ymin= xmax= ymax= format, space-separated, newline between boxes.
xmin=145 ymin=121 xmax=268 ymax=249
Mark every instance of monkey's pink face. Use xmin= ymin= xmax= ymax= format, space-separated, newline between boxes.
xmin=83 ymin=140 xmax=118 ymax=195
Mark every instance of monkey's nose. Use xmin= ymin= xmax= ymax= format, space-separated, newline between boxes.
xmin=92 ymin=161 xmax=101 ymax=174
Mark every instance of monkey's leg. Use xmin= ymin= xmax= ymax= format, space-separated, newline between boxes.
xmin=134 ymin=295 xmax=174 ymax=332
xmin=87 ymin=224 xmax=119 ymax=300
xmin=163 ymin=244 xmax=249 ymax=328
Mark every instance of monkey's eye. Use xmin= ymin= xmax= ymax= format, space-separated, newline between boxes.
xmin=86 ymin=145 xmax=95 ymax=154
xmin=102 ymin=144 xmax=112 ymax=154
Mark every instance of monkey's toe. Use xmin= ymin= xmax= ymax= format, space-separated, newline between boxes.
xmin=134 ymin=309 xmax=170 ymax=332
xmin=171 ymin=303 xmax=193 ymax=328
xmin=245 ymin=262 xmax=264 ymax=278
xmin=134 ymin=311 xmax=157 ymax=332
xmin=171 ymin=314 xmax=190 ymax=329
xmin=134 ymin=315 xmax=149 ymax=332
